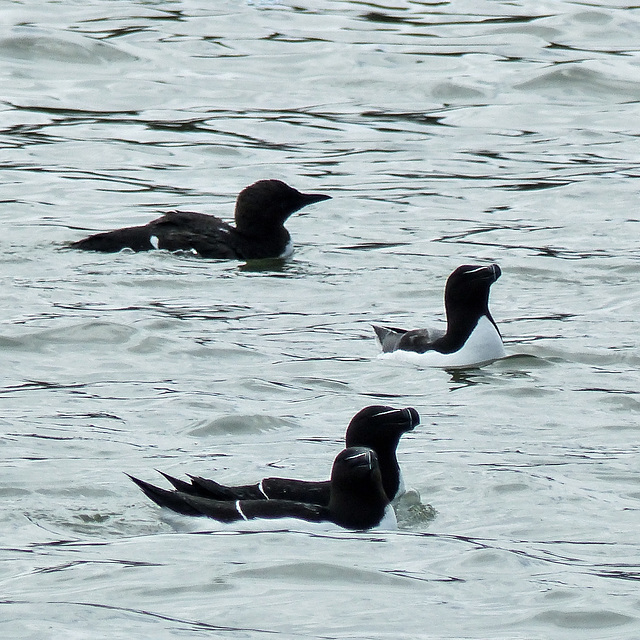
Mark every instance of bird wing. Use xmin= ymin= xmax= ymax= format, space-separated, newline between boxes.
xmin=147 ymin=211 xmax=242 ymax=258
xmin=129 ymin=474 xmax=331 ymax=524
xmin=373 ymin=324 xmax=446 ymax=354
xmin=397 ymin=327 xmax=446 ymax=353
xmin=260 ymin=478 xmax=331 ymax=505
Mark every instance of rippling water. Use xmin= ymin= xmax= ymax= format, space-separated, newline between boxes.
xmin=2 ymin=1 xmax=640 ymax=638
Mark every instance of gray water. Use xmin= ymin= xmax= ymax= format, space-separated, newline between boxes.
xmin=2 ymin=1 xmax=640 ymax=638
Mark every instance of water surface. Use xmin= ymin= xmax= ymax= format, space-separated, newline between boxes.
xmin=1 ymin=1 xmax=640 ymax=638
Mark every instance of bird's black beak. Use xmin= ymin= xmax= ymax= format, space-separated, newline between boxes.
xmin=402 ymin=407 xmax=420 ymax=430
xmin=301 ymin=192 xmax=331 ymax=206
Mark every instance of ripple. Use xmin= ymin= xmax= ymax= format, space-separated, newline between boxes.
xmin=0 ymin=321 xmax=138 ymax=351
xmin=233 ymin=560 xmax=407 ymax=586
xmin=187 ymin=414 xmax=297 ymax=436
xmin=531 ymin=609 xmax=635 ymax=630
xmin=0 ymin=28 xmax=139 ymax=64
xmin=516 ymin=62 xmax=640 ymax=101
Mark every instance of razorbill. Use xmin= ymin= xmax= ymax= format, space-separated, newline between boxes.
xmin=156 ymin=405 xmax=419 ymax=507
xmin=373 ymin=263 xmax=505 ymax=368
xmin=128 ymin=447 xmax=396 ymax=531
xmin=70 ymin=179 xmax=331 ymax=260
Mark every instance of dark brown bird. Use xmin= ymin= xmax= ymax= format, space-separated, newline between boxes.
xmin=71 ymin=179 xmax=331 ymax=260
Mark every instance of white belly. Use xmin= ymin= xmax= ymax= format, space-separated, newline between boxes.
xmin=379 ymin=315 xmax=505 ymax=369
xmin=160 ymin=506 xmax=397 ymax=533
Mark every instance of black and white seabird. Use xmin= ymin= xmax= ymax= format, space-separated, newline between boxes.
xmin=71 ymin=179 xmax=331 ymax=260
xmin=373 ymin=264 xmax=505 ymax=368
xmin=128 ymin=447 xmax=395 ymax=531
xmin=154 ymin=405 xmax=419 ymax=507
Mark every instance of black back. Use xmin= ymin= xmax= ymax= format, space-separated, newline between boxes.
xmin=153 ymin=405 xmax=419 ymax=505
xmin=71 ymin=179 xmax=330 ymax=259
xmin=128 ymin=446 xmax=391 ymax=531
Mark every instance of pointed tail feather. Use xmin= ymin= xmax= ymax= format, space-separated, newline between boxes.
xmin=372 ymin=325 xmax=405 ymax=352
xmin=157 ymin=471 xmax=207 ymax=496
xmin=127 ymin=474 xmax=202 ymax=516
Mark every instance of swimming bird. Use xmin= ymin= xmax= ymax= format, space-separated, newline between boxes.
xmin=373 ymin=263 xmax=505 ymax=368
xmin=155 ymin=405 xmax=419 ymax=506
xmin=128 ymin=447 xmax=395 ymax=531
xmin=71 ymin=179 xmax=331 ymax=259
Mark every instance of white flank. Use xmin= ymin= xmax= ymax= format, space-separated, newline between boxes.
xmin=160 ymin=508 xmax=397 ymax=534
xmin=395 ymin=469 xmax=406 ymax=500
xmin=375 ymin=504 xmax=398 ymax=531
xmin=379 ymin=315 xmax=505 ymax=369
xmin=149 ymin=235 xmax=159 ymax=249
xmin=278 ymin=239 xmax=294 ymax=259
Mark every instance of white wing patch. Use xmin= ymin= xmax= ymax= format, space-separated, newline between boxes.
xmin=258 ymin=479 xmax=269 ymax=500
xmin=235 ymin=500 xmax=248 ymax=521
xmin=149 ymin=235 xmax=159 ymax=249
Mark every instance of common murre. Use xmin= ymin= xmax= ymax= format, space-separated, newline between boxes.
xmin=71 ymin=179 xmax=331 ymax=260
